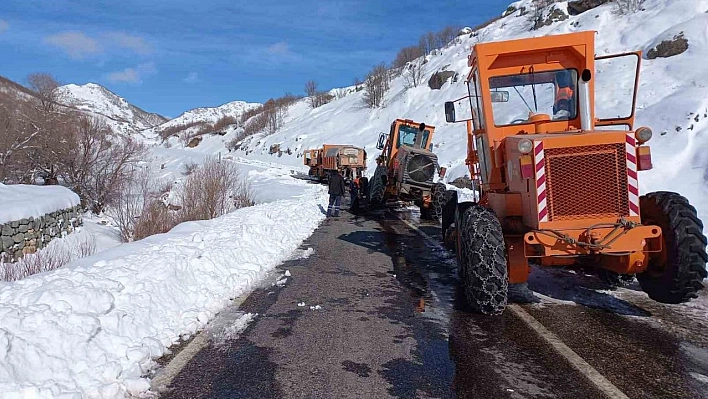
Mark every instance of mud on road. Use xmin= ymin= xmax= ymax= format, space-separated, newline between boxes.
xmin=154 ymin=206 xmax=708 ymax=399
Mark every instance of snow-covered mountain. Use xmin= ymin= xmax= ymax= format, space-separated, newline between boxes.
xmin=57 ymin=83 xmax=168 ymax=134
xmin=156 ymin=100 xmax=261 ymax=130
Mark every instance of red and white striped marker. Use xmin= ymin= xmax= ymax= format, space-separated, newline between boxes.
xmin=534 ymin=141 xmax=548 ymax=223
xmin=626 ymin=133 xmax=640 ymax=217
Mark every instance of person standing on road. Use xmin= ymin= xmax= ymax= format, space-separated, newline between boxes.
xmin=349 ymin=175 xmax=360 ymax=213
xmin=327 ymin=169 xmax=346 ymax=217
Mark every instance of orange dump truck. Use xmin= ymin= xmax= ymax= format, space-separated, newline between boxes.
xmin=303 ymin=144 xmax=367 ymax=182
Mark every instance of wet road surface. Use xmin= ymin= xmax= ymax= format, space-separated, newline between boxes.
xmin=156 ymin=207 xmax=708 ymax=399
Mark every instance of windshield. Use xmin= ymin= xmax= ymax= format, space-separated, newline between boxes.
xmin=397 ymin=125 xmax=430 ymax=148
xmin=489 ymin=69 xmax=578 ymax=126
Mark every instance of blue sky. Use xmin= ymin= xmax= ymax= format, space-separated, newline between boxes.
xmin=0 ymin=0 xmax=512 ymax=118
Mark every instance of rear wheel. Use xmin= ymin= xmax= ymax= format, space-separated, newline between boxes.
xmin=369 ymin=166 xmax=387 ymax=205
xmin=456 ymin=203 xmax=508 ymax=315
xmin=637 ymin=191 xmax=708 ymax=303
xmin=441 ymin=190 xmax=458 ymax=247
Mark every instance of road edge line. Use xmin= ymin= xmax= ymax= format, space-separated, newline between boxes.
xmin=148 ymin=295 xmax=248 ymax=393
xmin=508 ymin=304 xmax=629 ymax=399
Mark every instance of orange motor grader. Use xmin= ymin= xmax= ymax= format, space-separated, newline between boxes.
xmin=369 ymin=119 xmax=447 ymax=219
xmin=442 ymin=31 xmax=707 ymax=315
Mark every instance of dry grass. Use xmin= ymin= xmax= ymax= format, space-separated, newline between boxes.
xmin=0 ymin=234 xmax=97 ymax=281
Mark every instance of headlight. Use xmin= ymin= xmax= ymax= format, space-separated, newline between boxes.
xmin=635 ymin=127 xmax=652 ymax=144
xmin=517 ymin=138 xmax=533 ymax=154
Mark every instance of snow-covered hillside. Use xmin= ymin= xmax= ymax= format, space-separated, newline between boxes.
xmin=58 ymin=83 xmax=168 ymax=135
xmin=200 ymin=0 xmax=708 ymax=231
xmin=156 ymin=100 xmax=261 ymax=130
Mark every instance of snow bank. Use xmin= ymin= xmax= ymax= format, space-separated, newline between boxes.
xmin=0 ymin=183 xmax=327 ymax=398
xmin=0 ymin=184 xmax=80 ymax=225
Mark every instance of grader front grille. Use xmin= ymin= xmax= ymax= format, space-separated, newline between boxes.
xmin=544 ymin=143 xmax=629 ymax=221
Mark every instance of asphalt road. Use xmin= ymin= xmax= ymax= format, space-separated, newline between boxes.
xmin=156 ymin=205 xmax=708 ymax=399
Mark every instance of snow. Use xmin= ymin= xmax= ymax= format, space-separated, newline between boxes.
xmin=0 ymin=168 xmax=327 ymax=398
xmin=156 ymin=100 xmax=261 ymax=131
xmin=0 ymin=184 xmax=80 ymax=225
xmin=57 ymin=83 xmax=167 ymax=136
xmin=4 ymin=1 xmax=708 ymax=398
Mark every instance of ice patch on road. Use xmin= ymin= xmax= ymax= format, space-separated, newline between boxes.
xmin=206 ymin=310 xmax=257 ymax=347
xmin=288 ymin=247 xmax=315 ymax=261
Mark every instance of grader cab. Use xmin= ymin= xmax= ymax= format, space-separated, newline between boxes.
xmin=442 ymin=31 xmax=707 ymax=315
xmin=369 ymin=119 xmax=447 ymax=219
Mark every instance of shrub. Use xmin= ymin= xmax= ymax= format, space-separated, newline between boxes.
xmin=133 ymin=201 xmax=176 ymax=241
xmin=177 ymin=157 xmax=254 ymax=222
xmin=159 ymin=121 xmax=204 ymax=140
xmin=213 ymin=115 xmax=238 ymax=132
xmin=0 ymin=234 xmax=96 ymax=281
xmin=613 ymin=0 xmax=644 ymax=14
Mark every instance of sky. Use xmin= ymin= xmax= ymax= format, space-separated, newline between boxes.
xmin=0 ymin=0 xmax=513 ymax=118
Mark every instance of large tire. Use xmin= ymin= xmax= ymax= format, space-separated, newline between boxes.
xmin=637 ymin=191 xmax=708 ymax=303
xmin=369 ymin=166 xmax=387 ymax=205
xmin=429 ymin=183 xmax=447 ymax=222
xmin=456 ymin=203 xmax=508 ymax=315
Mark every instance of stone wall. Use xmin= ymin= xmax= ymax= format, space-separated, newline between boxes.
xmin=0 ymin=205 xmax=83 ymax=262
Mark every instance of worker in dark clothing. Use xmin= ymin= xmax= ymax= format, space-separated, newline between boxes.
xmin=349 ymin=176 xmax=360 ymax=213
xmin=327 ymin=169 xmax=346 ymax=217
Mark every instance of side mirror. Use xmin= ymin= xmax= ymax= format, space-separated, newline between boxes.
xmin=444 ymin=101 xmax=456 ymax=123
xmin=376 ymin=132 xmax=387 ymax=150
xmin=428 ymin=142 xmax=434 ymax=151
xmin=491 ymin=91 xmax=509 ymax=102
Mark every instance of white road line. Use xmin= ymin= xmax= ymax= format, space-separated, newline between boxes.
xmin=508 ymin=305 xmax=630 ymax=399
xmin=396 ymin=217 xmax=630 ymax=399
xmin=398 ymin=218 xmax=444 ymax=249
xmin=149 ymin=295 xmax=248 ymax=393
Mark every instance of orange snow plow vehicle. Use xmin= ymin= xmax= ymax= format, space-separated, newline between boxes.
xmin=442 ymin=30 xmax=707 ymax=315
xmin=368 ymin=119 xmax=447 ymax=219
xmin=303 ymin=144 xmax=367 ymax=182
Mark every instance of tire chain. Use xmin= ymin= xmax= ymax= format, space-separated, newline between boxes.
xmin=459 ymin=204 xmax=508 ymax=315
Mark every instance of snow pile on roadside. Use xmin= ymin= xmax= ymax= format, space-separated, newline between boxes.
xmin=0 ymin=184 xmax=327 ymax=398
xmin=0 ymin=184 xmax=80 ymax=225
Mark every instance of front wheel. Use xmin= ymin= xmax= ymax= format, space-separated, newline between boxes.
xmin=369 ymin=166 xmax=386 ymax=205
xmin=456 ymin=203 xmax=508 ymax=315
xmin=637 ymin=191 xmax=708 ymax=303
xmin=429 ymin=183 xmax=447 ymax=222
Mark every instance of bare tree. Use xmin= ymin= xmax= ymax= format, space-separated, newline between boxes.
xmin=27 ymin=73 xmax=60 ymax=113
xmin=111 ymin=166 xmax=153 ymax=242
xmin=0 ymin=97 xmax=42 ymax=182
xmin=435 ymin=25 xmax=460 ymax=48
xmin=60 ymin=115 xmax=147 ymax=213
xmin=529 ymin=0 xmax=556 ymax=29
xmin=403 ymin=59 xmax=425 ymax=89
xmin=393 ymin=45 xmax=425 ymax=69
xmin=305 ymin=80 xmax=318 ymax=108
xmin=614 ymin=0 xmax=644 ymax=14
xmin=363 ymin=63 xmax=390 ymax=108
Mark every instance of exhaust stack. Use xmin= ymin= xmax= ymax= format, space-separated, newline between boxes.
xmin=579 ymin=69 xmax=593 ymax=131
